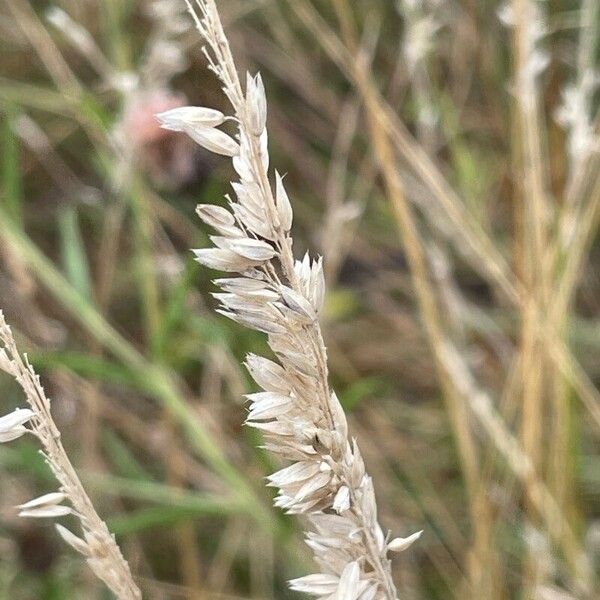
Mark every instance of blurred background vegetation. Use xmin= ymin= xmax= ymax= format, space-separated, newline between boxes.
xmin=0 ymin=0 xmax=599 ymax=598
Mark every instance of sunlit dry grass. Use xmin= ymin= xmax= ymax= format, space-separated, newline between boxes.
xmin=0 ymin=0 xmax=599 ymax=598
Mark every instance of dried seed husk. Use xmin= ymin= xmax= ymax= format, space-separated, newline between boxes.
xmin=0 ymin=408 xmax=34 ymax=433
xmin=245 ymin=354 xmax=291 ymax=394
xmin=55 ymin=524 xmax=90 ymax=556
xmin=19 ymin=505 xmax=72 ymax=519
xmin=387 ymin=530 xmax=423 ymax=552
xmin=275 ymin=171 xmax=293 ymax=231
xmin=192 ymin=248 xmax=257 ymax=272
xmin=156 ymin=106 xmax=226 ymax=130
xmin=246 ymin=72 xmax=267 ymax=135
xmin=18 ymin=492 xmax=66 ymax=510
xmin=183 ymin=124 xmax=239 ymax=156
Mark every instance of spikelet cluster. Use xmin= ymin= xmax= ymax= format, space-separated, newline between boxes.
xmin=397 ymin=0 xmax=442 ymax=75
xmin=142 ymin=0 xmax=192 ymax=87
xmin=156 ymin=1 xmax=421 ymax=598
xmin=555 ymin=75 xmax=599 ymax=170
xmin=0 ymin=312 xmax=141 ymax=600
xmin=498 ymin=0 xmax=549 ymax=110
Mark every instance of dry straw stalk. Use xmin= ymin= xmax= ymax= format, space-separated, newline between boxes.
xmin=156 ymin=0 xmax=422 ymax=597
xmin=0 ymin=312 xmax=141 ymax=600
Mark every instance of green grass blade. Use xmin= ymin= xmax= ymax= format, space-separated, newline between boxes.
xmin=0 ymin=208 xmax=275 ymax=532
xmin=101 ymin=430 xmax=154 ymax=482
xmin=108 ymin=506 xmax=229 ymax=536
xmin=58 ymin=207 xmax=92 ymax=300
xmin=2 ymin=103 xmax=23 ymax=225
xmin=87 ymin=473 xmax=242 ymax=512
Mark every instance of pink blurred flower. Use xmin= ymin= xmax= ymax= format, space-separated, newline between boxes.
xmin=118 ymin=88 xmax=197 ymax=189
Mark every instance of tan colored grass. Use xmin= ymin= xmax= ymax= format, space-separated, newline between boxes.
xmin=0 ymin=312 xmax=141 ymax=600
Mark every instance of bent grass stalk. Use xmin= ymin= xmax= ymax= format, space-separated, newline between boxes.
xmin=0 ymin=312 xmax=141 ymax=600
xmin=157 ymin=0 xmax=422 ymax=597
xmin=326 ymin=1 xmax=489 ymax=594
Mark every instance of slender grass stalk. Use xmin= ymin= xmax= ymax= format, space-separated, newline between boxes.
xmin=0 ymin=312 xmax=141 ymax=600
xmin=509 ymin=0 xmax=552 ymax=589
xmin=287 ymin=0 xmax=599 ymax=441
xmin=293 ymin=1 xmax=597 ymax=592
xmin=287 ymin=0 xmax=522 ymax=306
xmin=6 ymin=0 xmax=81 ymax=97
xmin=158 ymin=1 xmax=423 ymax=596
xmin=328 ymin=2 xmax=494 ymax=596
xmin=2 ymin=102 xmax=23 ymax=225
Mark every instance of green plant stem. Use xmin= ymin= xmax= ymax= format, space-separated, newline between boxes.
xmin=0 ymin=207 xmax=275 ymax=533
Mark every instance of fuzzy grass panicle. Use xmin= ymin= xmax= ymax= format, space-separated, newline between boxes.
xmin=156 ymin=1 xmax=421 ymax=598
xmin=0 ymin=312 xmax=141 ymax=600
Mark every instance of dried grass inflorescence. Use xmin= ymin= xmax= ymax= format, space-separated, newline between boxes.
xmin=157 ymin=1 xmax=421 ymax=598
xmin=0 ymin=312 xmax=141 ymax=600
